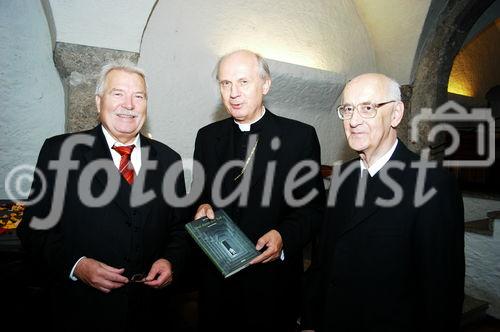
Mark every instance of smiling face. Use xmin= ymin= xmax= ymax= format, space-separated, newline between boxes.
xmin=342 ymin=74 xmax=404 ymax=166
xmin=217 ymin=51 xmax=271 ymax=124
xmin=96 ymin=69 xmax=147 ymax=144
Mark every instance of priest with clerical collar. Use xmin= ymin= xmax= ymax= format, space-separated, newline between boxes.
xmin=191 ymin=49 xmax=325 ymax=332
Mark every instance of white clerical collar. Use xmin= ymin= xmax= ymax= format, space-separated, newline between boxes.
xmin=101 ymin=125 xmax=141 ymax=149
xmin=360 ymin=139 xmax=398 ymax=177
xmin=234 ymin=107 xmax=266 ymax=132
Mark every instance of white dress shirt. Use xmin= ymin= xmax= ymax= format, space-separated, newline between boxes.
xmin=101 ymin=126 xmax=142 ymax=173
xmin=360 ymin=139 xmax=398 ymax=177
xmin=69 ymin=126 xmax=142 ymax=281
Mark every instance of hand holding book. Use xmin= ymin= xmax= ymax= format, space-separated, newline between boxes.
xmin=185 ymin=209 xmax=260 ymax=278
xmin=250 ymin=229 xmax=283 ymax=264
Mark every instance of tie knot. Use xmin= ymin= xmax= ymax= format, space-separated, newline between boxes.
xmin=112 ymin=144 xmax=135 ymax=156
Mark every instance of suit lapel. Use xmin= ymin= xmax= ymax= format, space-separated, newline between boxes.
xmin=138 ymin=134 xmax=158 ymax=193
xmin=83 ymin=125 xmax=112 ymax=167
xmin=133 ymin=134 xmax=161 ymax=217
xmin=214 ymin=120 xmax=237 ymax=197
xmin=348 ymin=172 xmax=383 ymax=228
xmin=212 ymin=111 xmax=280 ymax=194
xmin=82 ymin=125 xmax=114 ymax=189
xmin=250 ymin=110 xmax=279 ymax=188
xmin=331 ymin=161 xmax=363 ymax=239
xmin=335 ymin=141 xmax=409 ymax=238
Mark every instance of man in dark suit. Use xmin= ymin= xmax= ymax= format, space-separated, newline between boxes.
xmin=301 ymin=73 xmax=465 ymax=331
xmin=191 ymin=50 xmax=325 ymax=331
xmin=17 ymin=61 xmax=187 ymax=330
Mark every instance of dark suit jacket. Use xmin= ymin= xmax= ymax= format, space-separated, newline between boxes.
xmin=192 ymin=110 xmax=325 ymax=331
xmin=302 ymin=141 xmax=465 ymax=332
xmin=17 ymin=125 xmax=188 ymax=329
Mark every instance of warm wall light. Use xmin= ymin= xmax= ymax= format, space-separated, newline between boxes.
xmin=258 ymin=46 xmax=327 ymax=71
xmin=448 ymin=53 xmax=474 ymax=97
xmin=447 ymin=78 xmax=474 ymax=97
xmin=215 ymin=43 xmax=334 ymax=72
xmin=447 ymin=18 xmax=500 ymax=98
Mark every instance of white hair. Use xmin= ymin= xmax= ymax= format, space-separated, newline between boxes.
xmin=95 ymin=60 xmax=148 ymax=98
xmin=214 ymin=49 xmax=271 ymax=81
xmin=385 ymin=76 xmax=401 ymax=101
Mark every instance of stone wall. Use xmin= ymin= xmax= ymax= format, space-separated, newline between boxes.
xmin=53 ymin=42 xmax=139 ymax=133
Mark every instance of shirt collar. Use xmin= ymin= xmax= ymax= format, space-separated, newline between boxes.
xmin=101 ymin=125 xmax=141 ymax=149
xmin=234 ymin=106 xmax=266 ymax=132
xmin=360 ymin=139 xmax=398 ymax=177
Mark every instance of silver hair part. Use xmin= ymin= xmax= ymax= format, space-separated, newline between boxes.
xmin=385 ymin=76 xmax=401 ymax=101
xmin=95 ymin=60 xmax=148 ymax=98
xmin=214 ymin=49 xmax=271 ymax=81
xmin=342 ymin=73 xmax=402 ymax=104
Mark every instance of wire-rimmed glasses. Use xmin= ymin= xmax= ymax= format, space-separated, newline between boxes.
xmin=337 ymin=100 xmax=396 ymax=120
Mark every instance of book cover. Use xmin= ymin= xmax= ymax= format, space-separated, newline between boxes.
xmin=185 ymin=209 xmax=260 ymax=278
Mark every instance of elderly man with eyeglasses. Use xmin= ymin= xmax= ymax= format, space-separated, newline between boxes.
xmin=301 ymin=73 xmax=465 ymax=332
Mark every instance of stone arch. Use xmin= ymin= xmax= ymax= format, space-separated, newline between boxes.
xmin=407 ymin=0 xmax=496 ymax=153
xmin=138 ymin=0 xmax=159 ymax=54
xmin=51 ymin=1 xmax=158 ymax=133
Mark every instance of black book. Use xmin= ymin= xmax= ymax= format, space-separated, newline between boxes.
xmin=185 ymin=209 xmax=260 ymax=278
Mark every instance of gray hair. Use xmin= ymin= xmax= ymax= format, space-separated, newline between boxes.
xmin=343 ymin=73 xmax=402 ymax=104
xmin=385 ymin=76 xmax=401 ymax=101
xmin=214 ymin=49 xmax=271 ymax=81
xmin=95 ymin=60 xmax=148 ymax=98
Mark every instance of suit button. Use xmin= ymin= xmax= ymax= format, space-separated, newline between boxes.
xmin=132 ymin=210 xmax=137 ymax=216
xmin=126 ymin=222 xmax=131 ymax=227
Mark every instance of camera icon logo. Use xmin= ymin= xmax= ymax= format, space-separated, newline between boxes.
xmin=411 ymin=100 xmax=495 ymax=167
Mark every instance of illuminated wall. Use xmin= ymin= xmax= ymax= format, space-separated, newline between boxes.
xmin=0 ymin=1 xmax=64 ymax=199
xmin=48 ymin=0 xmax=156 ymax=52
xmin=353 ymin=0 xmax=432 ymax=84
xmin=139 ymin=0 xmax=377 ymax=170
xmin=448 ymin=19 xmax=500 ymax=98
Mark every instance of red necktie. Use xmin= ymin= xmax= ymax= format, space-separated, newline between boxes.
xmin=112 ymin=145 xmax=135 ymax=185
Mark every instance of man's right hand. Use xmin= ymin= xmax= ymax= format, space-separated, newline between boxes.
xmin=74 ymin=257 xmax=128 ymax=293
xmin=194 ymin=203 xmax=215 ymax=219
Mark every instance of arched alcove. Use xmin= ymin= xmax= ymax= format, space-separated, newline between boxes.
xmin=409 ymin=0 xmax=500 ymax=320
xmin=408 ymin=0 xmax=495 ymax=152
xmin=448 ymin=19 xmax=500 ymax=109
xmin=445 ymin=17 xmax=500 ymax=196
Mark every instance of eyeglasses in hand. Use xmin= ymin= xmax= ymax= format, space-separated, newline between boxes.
xmin=130 ymin=273 xmax=146 ymax=283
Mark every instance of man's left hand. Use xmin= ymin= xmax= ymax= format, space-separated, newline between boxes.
xmin=250 ymin=229 xmax=283 ymax=264
xmin=143 ymin=258 xmax=173 ymax=288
